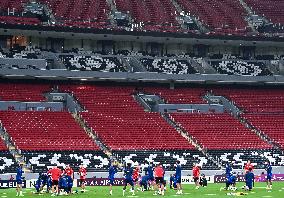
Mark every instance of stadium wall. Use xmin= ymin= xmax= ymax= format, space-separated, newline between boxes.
xmin=0 ymin=101 xmax=63 ymax=111
xmin=1 ymin=167 xmax=284 ymax=181
xmin=0 ymin=68 xmax=284 ymax=84
xmin=157 ymin=104 xmax=224 ymax=113
xmin=0 ymin=58 xmax=47 ymax=69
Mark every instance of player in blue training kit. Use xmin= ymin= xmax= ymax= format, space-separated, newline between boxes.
xmin=47 ymin=174 xmax=52 ymax=192
xmin=16 ymin=164 xmax=24 ymax=197
xmin=40 ymin=172 xmax=51 ymax=193
xmin=225 ymin=162 xmax=233 ymax=179
xmin=245 ymin=168 xmax=254 ymax=191
xmin=123 ymin=162 xmax=135 ymax=196
xmin=170 ymin=174 xmax=177 ymax=189
xmin=139 ymin=175 xmax=149 ymax=191
xmin=146 ymin=162 xmax=154 ymax=188
xmin=66 ymin=175 xmax=73 ymax=194
xmin=175 ymin=160 xmax=183 ymax=194
xmin=58 ymin=176 xmax=68 ymax=195
xmin=34 ymin=173 xmax=43 ymax=193
xmin=265 ymin=161 xmax=273 ymax=189
xmin=225 ymin=173 xmax=237 ymax=191
xmin=108 ymin=161 xmax=118 ymax=195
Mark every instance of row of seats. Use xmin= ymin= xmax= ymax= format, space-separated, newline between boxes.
xmin=176 ymin=0 xmax=249 ymax=35
xmin=244 ymin=114 xmax=284 ymax=149
xmin=208 ymin=149 xmax=284 ymax=168
xmin=59 ymin=54 xmax=126 ymax=72
xmin=212 ymin=88 xmax=284 ymax=113
xmin=22 ymin=150 xmax=109 ymax=173
xmin=0 ymin=83 xmax=50 ymax=102
xmin=113 ymin=150 xmax=218 ymax=171
xmin=244 ymin=0 xmax=284 ymax=24
xmin=114 ymin=0 xmax=178 ymax=27
xmin=170 ymin=113 xmax=271 ymax=150
xmin=0 ymin=0 xmax=283 ymax=36
xmin=0 ymin=46 xmax=276 ymax=76
xmin=0 ymin=139 xmax=17 ymax=173
xmin=38 ymin=0 xmax=109 ymax=22
xmin=210 ymin=60 xmax=272 ymax=76
xmin=144 ymin=87 xmax=207 ymax=104
xmin=0 ymin=83 xmax=283 ymax=172
xmin=0 ymin=0 xmax=29 ymax=13
xmin=0 ymin=15 xmax=40 ymax=25
xmin=140 ymin=58 xmax=197 ymax=74
xmin=62 ymin=85 xmax=195 ymax=150
xmin=0 ymin=111 xmax=101 ymax=151
xmin=0 ymin=151 xmax=17 ymax=173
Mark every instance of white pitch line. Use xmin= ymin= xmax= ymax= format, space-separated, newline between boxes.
xmin=205 ymin=194 xmax=217 ymax=196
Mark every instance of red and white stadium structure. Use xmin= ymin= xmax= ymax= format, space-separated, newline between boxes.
xmin=0 ymin=0 xmax=283 ymax=181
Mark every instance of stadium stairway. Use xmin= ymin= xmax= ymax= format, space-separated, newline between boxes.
xmin=171 ymin=0 xmax=209 ymax=33
xmin=135 ymin=88 xmax=283 ymax=167
xmin=105 ymin=0 xmax=118 ymax=27
xmin=161 ymin=112 xmax=222 ymax=168
xmin=128 ymin=57 xmax=148 ymax=72
xmin=167 ymin=0 xmax=186 ymax=30
xmin=237 ymin=0 xmax=259 ymax=33
xmin=205 ymin=92 xmax=282 ymax=151
xmin=238 ymin=115 xmax=282 ymax=150
xmin=73 ymin=113 xmax=113 ymax=157
xmin=49 ymin=90 xmax=115 ymax=160
xmin=0 ymin=123 xmax=31 ymax=172
xmin=133 ymin=91 xmax=222 ymax=168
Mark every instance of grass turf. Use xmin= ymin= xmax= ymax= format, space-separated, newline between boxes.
xmin=2 ymin=182 xmax=283 ymax=198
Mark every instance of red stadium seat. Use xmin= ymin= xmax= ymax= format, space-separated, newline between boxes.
xmin=114 ymin=0 xmax=180 ymax=31
xmin=171 ymin=113 xmax=271 ymax=150
xmin=244 ymin=113 xmax=284 ymax=149
xmin=0 ymin=111 xmax=100 ymax=151
xmin=0 ymin=83 xmax=50 ymax=102
xmin=62 ymin=85 xmax=195 ymax=150
xmin=0 ymin=139 xmax=8 ymax=151
xmin=212 ymin=88 xmax=284 ymax=113
xmin=176 ymin=0 xmax=249 ymax=35
xmin=244 ymin=0 xmax=284 ymax=24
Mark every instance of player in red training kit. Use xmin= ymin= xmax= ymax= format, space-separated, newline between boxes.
xmin=154 ymin=164 xmax=165 ymax=196
xmin=244 ymin=160 xmax=254 ymax=173
xmin=132 ymin=162 xmax=140 ymax=190
xmin=193 ymin=163 xmax=201 ymax=189
xmin=48 ymin=166 xmax=62 ymax=196
xmin=78 ymin=164 xmax=87 ymax=192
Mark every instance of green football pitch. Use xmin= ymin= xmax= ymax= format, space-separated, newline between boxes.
xmin=2 ymin=182 xmax=283 ymax=198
